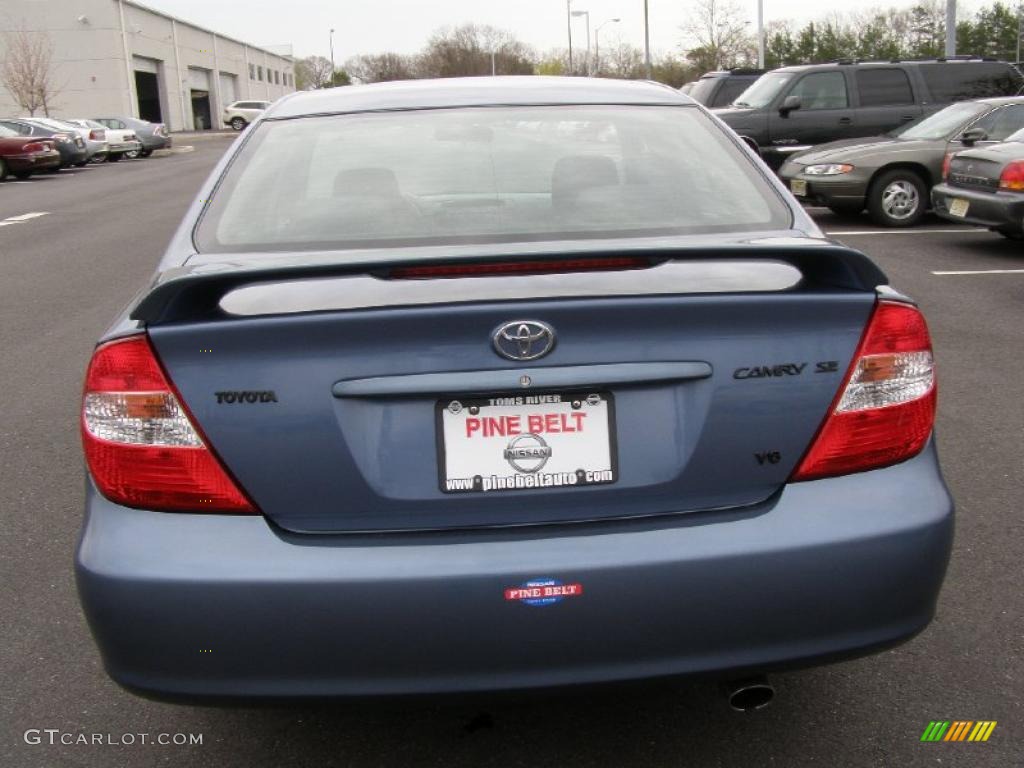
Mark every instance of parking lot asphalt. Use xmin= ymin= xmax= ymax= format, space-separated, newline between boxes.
xmin=1 ymin=138 xmax=1021 ymax=768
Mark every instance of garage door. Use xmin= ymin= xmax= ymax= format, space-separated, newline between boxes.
xmin=219 ymin=73 xmax=238 ymax=106
xmin=188 ymin=67 xmax=211 ymax=91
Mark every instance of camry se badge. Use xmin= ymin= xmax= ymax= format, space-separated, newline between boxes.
xmin=492 ymin=320 xmax=555 ymax=361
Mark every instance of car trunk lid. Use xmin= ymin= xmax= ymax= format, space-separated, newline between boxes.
xmin=140 ymin=244 xmax=883 ymax=533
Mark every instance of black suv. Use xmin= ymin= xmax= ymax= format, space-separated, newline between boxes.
xmin=685 ymin=68 xmax=765 ymax=108
xmin=714 ymin=58 xmax=1024 ymax=169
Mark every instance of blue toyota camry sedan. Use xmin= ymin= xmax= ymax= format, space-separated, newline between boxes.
xmin=76 ymin=77 xmax=952 ymax=707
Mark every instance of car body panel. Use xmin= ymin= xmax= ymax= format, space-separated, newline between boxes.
xmin=0 ymin=132 xmax=61 ymax=175
xmin=76 ymin=442 xmax=953 ymax=699
xmin=119 ymin=117 xmax=171 ymax=151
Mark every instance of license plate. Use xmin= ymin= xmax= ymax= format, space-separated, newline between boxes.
xmin=949 ymin=198 xmax=969 ymax=218
xmin=438 ymin=391 xmax=616 ymax=494
xmin=790 ymin=179 xmax=807 ymax=197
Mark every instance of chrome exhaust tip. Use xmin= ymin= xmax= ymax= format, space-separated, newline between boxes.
xmin=724 ymin=676 xmax=774 ymax=712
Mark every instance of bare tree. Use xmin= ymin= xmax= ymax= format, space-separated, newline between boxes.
xmin=295 ymin=55 xmax=334 ymax=89
xmin=598 ymin=40 xmax=646 ymax=79
xmin=0 ymin=26 xmax=60 ymax=115
xmin=418 ymin=24 xmax=534 ymax=78
xmin=681 ymin=0 xmax=754 ymax=70
xmin=345 ymin=52 xmax=419 ymax=84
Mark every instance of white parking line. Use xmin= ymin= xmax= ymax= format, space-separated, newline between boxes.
xmin=932 ymin=269 xmax=1024 ymax=276
xmin=0 ymin=211 xmax=50 ymax=226
xmin=825 ymin=228 xmax=983 ymax=235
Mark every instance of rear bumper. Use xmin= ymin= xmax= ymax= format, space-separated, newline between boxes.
xmin=932 ymin=183 xmax=1024 ymax=233
xmin=108 ymin=141 xmax=142 ymax=154
xmin=77 ymin=442 xmax=953 ymax=700
xmin=5 ymin=151 xmax=61 ymax=172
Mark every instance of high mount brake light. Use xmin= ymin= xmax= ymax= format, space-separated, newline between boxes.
xmin=81 ymin=335 xmax=256 ymax=513
xmin=389 ymin=257 xmax=653 ymax=279
xmin=791 ymin=301 xmax=936 ymax=481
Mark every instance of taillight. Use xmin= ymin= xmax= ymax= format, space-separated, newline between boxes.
xmin=791 ymin=301 xmax=936 ymax=481
xmin=22 ymin=141 xmax=46 ymax=152
xmin=89 ymin=129 xmax=105 ymax=141
xmin=999 ymin=160 xmax=1024 ymax=191
xmin=81 ymin=335 xmax=256 ymax=513
xmin=941 ymin=151 xmax=954 ymax=181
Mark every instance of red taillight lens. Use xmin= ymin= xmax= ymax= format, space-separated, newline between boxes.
xmin=22 ymin=141 xmax=46 ymax=152
xmin=791 ymin=301 xmax=936 ymax=481
xmin=89 ymin=129 xmax=105 ymax=141
xmin=81 ymin=335 xmax=256 ymax=513
xmin=999 ymin=160 xmax=1024 ymax=191
xmin=941 ymin=151 xmax=954 ymax=181
xmin=389 ymin=257 xmax=653 ymax=279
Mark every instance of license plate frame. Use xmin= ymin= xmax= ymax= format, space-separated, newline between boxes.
xmin=436 ymin=391 xmax=618 ymax=494
xmin=790 ymin=179 xmax=808 ymax=197
xmin=948 ymin=198 xmax=970 ymax=218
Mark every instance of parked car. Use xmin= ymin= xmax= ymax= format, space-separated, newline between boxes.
xmin=35 ymin=118 xmax=110 ymax=164
xmin=0 ymin=124 xmax=61 ymax=179
xmin=122 ymin=117 xmax=171 ymax=155
xmin=779 ymin=97 xmax=1024 ymax=226
xmin=0 ymin=118 xmax=88 ymax=168
xmin=932 ymin=125 xmax=1024 ymax=239
xmin=77 ymin=77 xmax=951 ymax=705
xmin=716 ymin=58 xmax=1024 ymax=169
xmin=93 ymin=116 xmax=170 ymax=157
xmin=20 ymin=116 xmax=105 ymax=164
xmin=223 ymin=100 xmax=270 ymax=130
xmin=678 ymin=82 xmax=696 ymax=95
xmin=686 ymin=68 xmax=766 ymax=108
xmin=89 ymin=118 xmax=142 ymax=161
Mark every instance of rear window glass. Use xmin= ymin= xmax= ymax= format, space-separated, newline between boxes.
xmin=712 ymin=78 xmax=753 ymax=107
xmin=686 ymin=77 xmax=721 ymax=105
xmin=856 ymin=69 xmax=914 ymax=106
xmin=196 ymin=105 xmax=790 ymax=254
xmin=918 ymin=63 xmax=1023 ymax=101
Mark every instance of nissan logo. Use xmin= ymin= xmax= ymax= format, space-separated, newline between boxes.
xmin=492 ymin=320 xmax=556 ymax=361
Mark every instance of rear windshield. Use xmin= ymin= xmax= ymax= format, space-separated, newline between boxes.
xmin=918 ymin=63 xmax=1023 ymax=101
xmin=196 ymin=105 xmax=789 ymax=253
xmin=686 ymin=77 xmax=721 ymax=105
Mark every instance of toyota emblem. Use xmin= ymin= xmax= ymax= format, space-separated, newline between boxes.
xmin=492 ymin=320 xmax=556 ymax=361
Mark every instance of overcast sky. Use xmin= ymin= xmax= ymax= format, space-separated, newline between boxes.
xmin=139 ymin=0 xmax=970 ymax=61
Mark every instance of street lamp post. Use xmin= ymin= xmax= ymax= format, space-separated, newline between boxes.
xmin=566 ymin=0 xmax=574 ymax=74
xmin=329 ymin=28 xmax=335 ymax=85
xmin=643 ymin=0 xmax=651 ymax=79
xmin=594 ymin=18 xmax=620 ymax=76
xmin=945 ymin=0 xmax=956 ymax=58
xmin=757 ymin=0 xmax=764 ymax=69
xmin=571 ymin=10 xmax=591 ymax=75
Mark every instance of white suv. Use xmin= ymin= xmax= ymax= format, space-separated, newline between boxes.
xmin=223 ymin=101 xmax=271 ymax=131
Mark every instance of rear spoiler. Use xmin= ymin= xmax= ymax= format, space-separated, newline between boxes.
xmin=131 ymin=242 xmax=887 ymax=325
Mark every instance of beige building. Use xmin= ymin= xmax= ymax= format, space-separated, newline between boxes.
xmin=0 ymin=0 xmax=295 ymax=131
